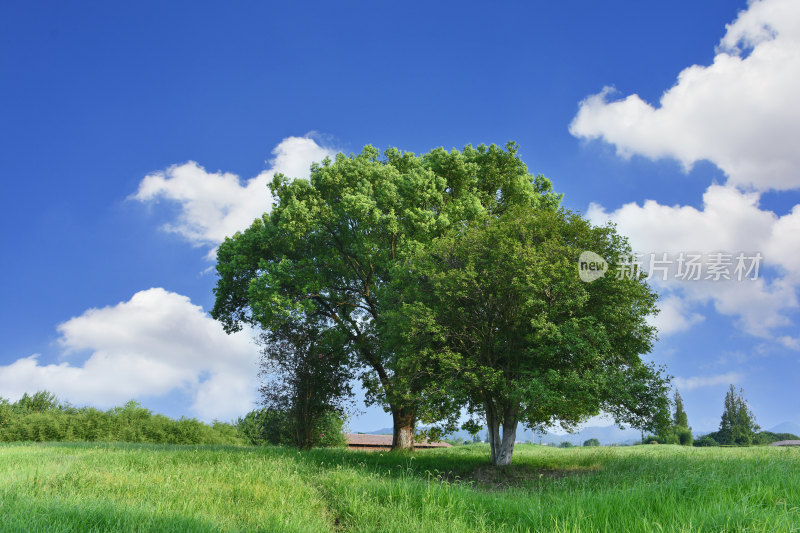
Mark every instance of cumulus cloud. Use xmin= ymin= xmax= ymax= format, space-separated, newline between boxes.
xmin=587 ymin=185 xmax=799 ymax=338
xmin=571 ymin=0 xmax=800 ymax=340
xmin=674 ymin=372 xmax=743 ymax=391
xmin=777 ymin=336 xmax=800 ymax=350
xmin=650 ymin=295 xmax=705 ymax=336
xmin=586 ymin=185 xmax=775 ymax=254
xmin=570 ymin=0 xmax=800 ymax=191
xmin=132 ymin=135 xmax=337 ymax=253
xmin=0 ymin=288 xmax=260 ymax=421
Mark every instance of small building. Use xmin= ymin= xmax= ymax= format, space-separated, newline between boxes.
xmin=770 ymin=440 xmax=800 ymax=446
xmin=345 ymin=433 xmax=452 ymax=451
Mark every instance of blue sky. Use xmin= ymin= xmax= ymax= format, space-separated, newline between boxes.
xmin=2 ymin=0 xmax=799 ymax=433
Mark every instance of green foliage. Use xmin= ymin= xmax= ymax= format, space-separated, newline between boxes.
xmin=236 ymin=407 xmax=346 ymax=448
xmin=644 ymin=432 xmax=678 ymax=445
xmin=692 ymin=428 xmax=788 ymax=447
xmin=0 ymin=392 xmax=244 ymax=445
xmin=646 ymin=389 xmax=693 ymax=445
xmin=583 ymin=438 xmax=600 ymax=447
xmin=694 ymin=436 xmax=719 ymax=447
xmin=237 ymin=408 xmax=289 ymax=446
xmin=717 ymin=385 xmax=760 ymax=445
xmin=211 ymin=142 xmax=562 ymax=446
xmin=0 ymin=397 xmax=10 ymax=429
xmin=558 ymin=441 xmax=574 ymax=448
xmin=754 ymin=431 xmax=800 ymax=445
xmin=315 ymin=411 xmax=348 ymax=448
xmin=258 ymin=319 xmax=353 ymax=450
xmin=676 ymin=427 xmax=694 ymax=446
xmin=673 ymin=390 xmax=688 ymax=429
xmin=402 ymin=202 xmax=670 ymax=464
xmin=14 ymin=391 xmax=60 ymax=413
xmin=648 ymin=426 xmax=694 ymax=446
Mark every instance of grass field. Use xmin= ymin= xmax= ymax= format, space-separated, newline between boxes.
xmin=1 ymin=442 xmax=799 ymax=532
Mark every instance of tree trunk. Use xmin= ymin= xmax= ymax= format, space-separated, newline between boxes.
xmin=361 ymin=353 xmax=415 ymax=451
xmin=486 ymin=398 xmax=518 ymax=466
xmin=484 ymin=398 xmax=500 ymax=464
xmin=392 ymin=409 xmax=415 ymax=450
xmin=494 ymin=404 xmax=518 ymax=466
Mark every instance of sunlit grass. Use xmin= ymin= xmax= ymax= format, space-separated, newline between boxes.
xmin=1 ymin=442 xmax=799 ymax=532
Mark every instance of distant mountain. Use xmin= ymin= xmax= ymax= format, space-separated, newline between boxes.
xmin=768 ymin=421 xmax=800 ymax=436
xmin=360 ymin=424 xmax=646 ymax=445
xmin=358 ymin=422 xmax=800 ymax=445
xmin=364 ymin=427 xmax=394 ymax=435
xmin=522 ymin=425 xmax=643 ymax=446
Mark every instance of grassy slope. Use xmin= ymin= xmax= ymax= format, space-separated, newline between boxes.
xmin=1 ymin=442 xmax=799 ymax=532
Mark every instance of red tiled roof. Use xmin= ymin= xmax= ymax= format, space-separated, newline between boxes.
xmin=345 ymin=433 xmax=451 ymax=448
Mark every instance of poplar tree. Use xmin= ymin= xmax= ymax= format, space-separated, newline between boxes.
xmin=673 ymin=390 xmax=688 ymax=428
xmin=718 ymin=385 xmax=759 ymax=445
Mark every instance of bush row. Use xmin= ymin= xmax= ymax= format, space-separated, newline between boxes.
xmin=693 ymin=430 xmax=799 ymax=447
xmin=0 ymin=392 xmax=243 ymax=445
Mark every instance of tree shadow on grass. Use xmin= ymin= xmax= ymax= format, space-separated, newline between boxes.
xmin=22 ymin=441 xmax=599 ymax=492
xmin=267 ymin=443 xmax=600 ymax=491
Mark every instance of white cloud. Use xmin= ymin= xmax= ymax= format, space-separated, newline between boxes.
xmin=0 ymin=288 xmax=260 ymax=421
xmin=570 ymin=0 xmax=800 ymax=191
xmin=586 ymin=185 xmax=775 ymax=254
xmin=587 ymin=184 xmax=799 ymax=338
xmin=571 ymin=0 xmax=800 ymax=340
xmin=132 ymin=135 xmax=337 ymax=253
xmin=674 ymin=372 xmax=743 ymax=391
xmin=778 ymin=336 xmax=800 ymax=350
xmin=650 ymin=295 xmax=705 ymax=336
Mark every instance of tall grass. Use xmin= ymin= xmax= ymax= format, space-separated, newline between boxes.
xmin=1 ymin=442 xmax=798 ymax=532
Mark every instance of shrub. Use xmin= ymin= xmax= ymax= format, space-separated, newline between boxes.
xmin=15 ymin=391 xmax=60 ymax=413
xmin=315 ymin=411 xmax=348 ymax=448
xmin=694 ymin=436 xmax=719 ymax=447
xmin=583 ymin=438 xmax=600 ymax=447
xmin=662 ymin=433 xmax=680 ymax=445
xmin=754 ymin=431 xmax=800 ymax=445
xmin=237 ymin=407 xmax=346 ymax=448
xmin=237 ymin=408 xmax=290 ymax=446
xmin=676 ymin=427 xmax=693 ymax=446
xmin=644 ymin=428 xmax=689 ymax=445
xmin=0 ymin=398 xmax=11 ymax=429
xmin=0 ymin=391 xmax=245 ymax=445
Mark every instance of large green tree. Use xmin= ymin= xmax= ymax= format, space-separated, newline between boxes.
xmin=211 ymin=142 xmax=559 ymax=449
xmin=400 ymin=204 xmax=671 ymax=465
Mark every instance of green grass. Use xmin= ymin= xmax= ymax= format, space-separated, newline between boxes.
xmin=1 ymin=442 xmax=799 ymax=532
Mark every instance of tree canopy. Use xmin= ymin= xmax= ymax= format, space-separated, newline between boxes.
xmin=395 ymin=204 xmax=671 ymax=465
xmin=211 ymin=142 xmax=560 ymax=449
xmin=211 ymin=141 xmax=670 ymax=461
